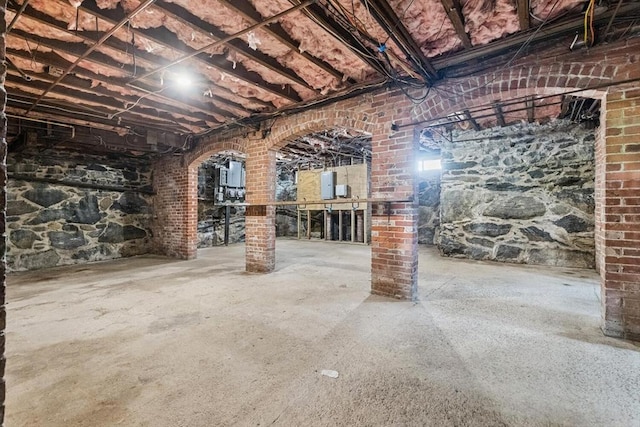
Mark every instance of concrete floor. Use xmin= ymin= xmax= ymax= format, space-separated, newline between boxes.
xmin=6 ymin=240 xmax=640 ymax=426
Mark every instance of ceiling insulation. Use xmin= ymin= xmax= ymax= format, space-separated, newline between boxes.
xmin=4 ymin=0 xmax=638 ymax=155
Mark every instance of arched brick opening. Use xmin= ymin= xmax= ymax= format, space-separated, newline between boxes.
xmin=396 ymin=41 xmax=639 ymax=338
xmin=152 ymin=39 xmax=639 ymax=332
xmin=243 ymin=104 xmax=380 ymax=274
xmin=152 ymin=138 xmax=247 ymax=260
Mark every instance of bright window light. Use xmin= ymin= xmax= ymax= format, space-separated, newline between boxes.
xmin=418 ymin=159 xmax=442 ymax=171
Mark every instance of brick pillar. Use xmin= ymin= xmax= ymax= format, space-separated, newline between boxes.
xmin=0 ymin=2 xmax=7 ymax=421
xmin=245 ymin=141 xmax=276 ymax=273
xmin=598 ymin=91 xmax=640 ymax=340
xmin=370 ymin=124 xmax=419 ymax=300
xmin=151 ymin=156 xmax=198 ymax=259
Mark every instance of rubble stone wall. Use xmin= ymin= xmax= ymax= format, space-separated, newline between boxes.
xmin=7 ymin=150 xmax=153 ymax=271
xmin=438 ymin=121 xmax=596 ymax=268
xmin=418 ymin=171 xmax=441 ymax=245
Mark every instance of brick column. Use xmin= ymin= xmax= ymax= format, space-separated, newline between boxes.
xmin=599 ymin=91 xmax=640 ymax=340
xmin=0 ymin=2 xmax=7 ymax=421
xmin=245 ymin=141 xmax=276 ymax=273
xmin=370 ymin=123 xmax=419 ymax=300
xmin=151 ymin=156 xmax=198 ymax=259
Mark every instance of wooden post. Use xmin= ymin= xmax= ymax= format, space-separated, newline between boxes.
xmin=351 ymin=209 xmax=356 ymax=243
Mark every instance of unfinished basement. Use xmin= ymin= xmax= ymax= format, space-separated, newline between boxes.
xmin=0 ymin=0 xmax=639 ymax=425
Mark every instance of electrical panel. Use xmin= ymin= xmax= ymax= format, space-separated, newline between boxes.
xmin=228 ymin=161 xmax=243 ymax=188
xmin=214 ymin=161 xmax=245 ymax=204
xmin=321 ymin=171 xmax=335 ymax=200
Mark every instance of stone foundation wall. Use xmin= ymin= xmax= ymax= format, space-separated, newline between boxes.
xmin=438 ymin=120 xmax=595 ymax=268
xmin=418 ymin=171 xmax=440 ymax=245
xmin=7 ymin=150 xmax=153 ymax=271
xmin=197 ymin=202 xmax=246 ymax=246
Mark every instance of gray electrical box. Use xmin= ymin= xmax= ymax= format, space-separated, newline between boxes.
xmin=335 ymin=184 xmax=349 ymax=197
xmin=321 ymin=171 xmax=335 ymax=200
xmin=228 ymin=161 xmax=243 ymax=187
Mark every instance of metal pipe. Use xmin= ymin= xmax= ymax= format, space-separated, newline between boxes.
xmin=6 ymin=113 xmax=76 ymax=139
xmin=128 ymin=0 xmax=316 ymax=84
xmin=7 ymin=0 xmax=30 ymax=33
xmin=26 ymin=0 xmax=158 ymax=114
xmin=396 ymin=76 xmax=640 ymax=129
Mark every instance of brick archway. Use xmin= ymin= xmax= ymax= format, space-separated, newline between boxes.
xmin=152 ymin=39 xmax=639 ymax=335
xmin=152 ymin=139 xmax=247 ymax=260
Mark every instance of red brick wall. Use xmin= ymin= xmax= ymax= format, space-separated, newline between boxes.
xmin=600 ymin=90 xmax=640 ymax=340
xmin=369 ymin=107 xmax=419 ymax=299
xmin=244 ymin=142 xmax=276 ymax=273
xmin=151 ymin=156 xmax=198 ymax=259
xmin=150 ymin=37 xmax=640 ymax=332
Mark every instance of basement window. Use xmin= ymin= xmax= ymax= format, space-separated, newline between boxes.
xmin=418 ymin=159 xmax=442 ymax=171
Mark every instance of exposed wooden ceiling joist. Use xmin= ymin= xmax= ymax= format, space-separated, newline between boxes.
xmin=439 ymin=0 xmax=473 ymax=49
xmin=295 ymin=0 xmax=389 ymax=76
xmin=26 ymin=0 xmax=159 ymax=114
xmin=517 ymin=0 xmax=531 ymax=31
xmin=221 ymin=0 xmax=347 ymax=82
xmin=78 ymin=0 xmax=303 ymax=104
xmin=359 ymin=0 xmax=438 ymax=80
xmin=433 ymin=2 xmax=640 ymax=70
xmin=153 ymin=0 xmax=315 ymax=91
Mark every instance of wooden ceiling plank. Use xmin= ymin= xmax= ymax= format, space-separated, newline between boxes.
xmin=7 ymin=91 xmax=193 ymax=135
xmin=363 ymin=0 xmax=438 ymax=79
xmin=433 ymin=2 xmax=640 ymax=69
xmin=6 ymin=34 xmax=245 ymax=121
xmin=295 ymin=1 xmax=389 ymax=76
xmin=439 ymin=0 xmax=473 ymax=49
xmin=6 ymin=73 xmax=206 ymax=132
xmin=78 ymin=0 xmax=302 ymax=103
xmin=7 ymin=3 xmax=269 ymax=113
xmin=154 ymin=0 xmax=315 ymax=91
xmin=220 ymin=0 xmax=346 ymax=81
xmin=26 ymin=0 xmax=158 ymax=113
xmin=5 ymin=66 xmax=225 ymax=125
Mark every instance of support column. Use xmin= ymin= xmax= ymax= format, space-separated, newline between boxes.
xmin=152 ymin=156 xmax=198 ymax=259
xmin=370 ymin=122 xmax=419 ymax=300
xmin=0 ymin=3 xmax=8 ymax=420
xmin=598 ymin=92 xmax=640 ymax=340
xmin=245 ymin=142 xmax=276 ymax=273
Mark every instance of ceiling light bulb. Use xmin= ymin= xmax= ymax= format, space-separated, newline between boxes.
xmin=176 ymin=74 xmax=192 ymax=87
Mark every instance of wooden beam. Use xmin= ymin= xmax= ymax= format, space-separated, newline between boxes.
xmin=220 ymin=0 xmax=346 ymax=81
xmin=493 ymin=102 xmax=506 ymax=126
xmin=526 ymin=96 xmax=535 ymax=123
xmin=433 ymin=2 xmax=640 ymax=69
xmin=463 ymin=109 xmax=481 ymax=131
xmin=153 ymin=0 xmax=316 ymax=91
xmin=6 ymin=79 xmax=200 ymax=133
xmin=439 ymin=0 xmax=472 ymax=49
xmin=361 ymin=0 xmax=438 ymax=79
xmin=5 ymin=70 xmax=221 ymax=130
xmin=79 ymin=0 xmax=302 ymax=104
xmin=296 ymin=1 xmax=389 ymax=76
xmin=517 ymin=0 xmax=531 ymax=31
xmin=7 ymin=3 xmax=271 ymax=112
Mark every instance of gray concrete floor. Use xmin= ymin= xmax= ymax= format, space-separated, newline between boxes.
xmin=6 ymin=240 xmax=640 ymax=426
